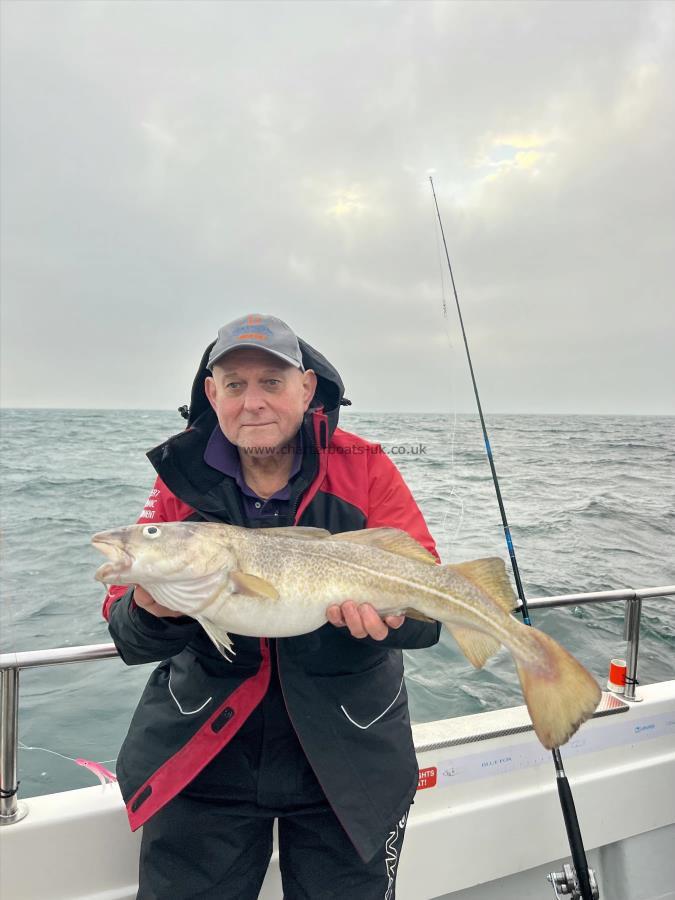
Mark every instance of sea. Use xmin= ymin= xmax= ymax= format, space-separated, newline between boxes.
xmin=1 ymin=408 xmax=674 ymax=799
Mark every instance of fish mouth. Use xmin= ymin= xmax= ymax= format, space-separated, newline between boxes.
xmin=92 ymin=533 xmax=134 ymax=583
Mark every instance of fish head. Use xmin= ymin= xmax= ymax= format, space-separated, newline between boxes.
xmin=92 ymin=522 xmax=239 ymax=585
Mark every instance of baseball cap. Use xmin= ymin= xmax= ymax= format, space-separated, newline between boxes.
xmin=207 ymin=314 xmax=305 ymax=372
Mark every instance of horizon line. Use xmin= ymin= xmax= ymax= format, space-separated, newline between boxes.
xmin=2 ymin=406 xmax=674 ymax=418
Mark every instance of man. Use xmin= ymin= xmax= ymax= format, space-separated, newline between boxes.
xmin=103 ymin=314 xmax=440 ymax=899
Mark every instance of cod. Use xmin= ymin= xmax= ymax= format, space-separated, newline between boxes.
xmin=93 ymin=521 xmax=601 ymax=749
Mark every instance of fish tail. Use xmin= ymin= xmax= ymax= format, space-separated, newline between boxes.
xmin=513 ymin=625 xmax=601 ymax=749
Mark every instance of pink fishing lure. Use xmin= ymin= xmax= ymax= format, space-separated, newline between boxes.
xmin=75 ymin=758 xmax=117 ymax=786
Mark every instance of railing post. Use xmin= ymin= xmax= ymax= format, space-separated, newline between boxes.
xmin=0 ymin=667 xmax=28 ymax=824
xmin=623 ymin=595 xmax=643 ymax=702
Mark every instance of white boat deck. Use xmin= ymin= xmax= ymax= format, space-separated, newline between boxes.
xmin=3 ymin=681 xmax=674 ymax=900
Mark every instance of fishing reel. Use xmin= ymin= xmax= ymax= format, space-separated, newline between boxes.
xmin=547 ymin=863 xmax=599 ymax=899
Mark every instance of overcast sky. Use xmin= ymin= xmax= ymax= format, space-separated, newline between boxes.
xmin=1 ymin=0 xmax=673 ymax=414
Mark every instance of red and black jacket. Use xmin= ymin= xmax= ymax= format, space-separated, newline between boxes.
xmin=104 ymin=337 xmax=440 ymax=862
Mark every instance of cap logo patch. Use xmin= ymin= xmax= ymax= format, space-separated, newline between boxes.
xmin=235 ymin=324 xmax=273 ymax=342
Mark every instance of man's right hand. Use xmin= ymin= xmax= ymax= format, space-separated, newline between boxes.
xmin=133 ymin=585 xmax=186 ymax=618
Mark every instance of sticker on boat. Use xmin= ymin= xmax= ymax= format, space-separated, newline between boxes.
xmin=417 ymin=766 xmax=437 ymax=789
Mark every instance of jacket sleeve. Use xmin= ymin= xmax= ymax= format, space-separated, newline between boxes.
xmin=102 ymin=476 xmax=201 ymax=665
xmin=356 ymin=449 xmax=442 ymax=651
xmin=108 ymin=587 xmax=201 ymax=665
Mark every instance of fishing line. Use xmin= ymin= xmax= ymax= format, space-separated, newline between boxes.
xmin=18 ymin=740 xmax=117 ymax=766
xmin=429 ymin=175 xmax=596 ymax=900
xmin=429 ymin=184 xmax=465 ymax=554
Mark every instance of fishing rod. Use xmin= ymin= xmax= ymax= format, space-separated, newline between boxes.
xmin=429 ymin=176 xmax=598 ymax=900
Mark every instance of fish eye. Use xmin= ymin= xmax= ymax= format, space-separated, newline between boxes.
xmin=143 ymin=525 xmax=161 ymax=539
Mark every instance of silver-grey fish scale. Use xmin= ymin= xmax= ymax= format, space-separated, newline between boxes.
xmin=229 ymin=531 xmax=545 ymax=667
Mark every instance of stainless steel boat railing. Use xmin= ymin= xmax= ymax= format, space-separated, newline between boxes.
xmin=1 ymin=584 xmax=674 ymax=826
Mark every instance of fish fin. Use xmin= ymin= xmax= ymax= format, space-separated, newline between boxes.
xmin=332 ymin=528 xmax=437 ymax=565
xmin=196 ymin=616 xmax=236 ymax=661
xmin=446 ymin=625 xmax=501 ymax=668
xmin=403 ymin=607 xmax=437 ymax=624
xmin=265 ymin=526 xmax=332 ymax=540
xmin=230 ymin=571 xmax=279 ymax=600
xmin=513 ymin=625 xmax=601 ymax=749
xmin=445 ymin=558 xmax=517 ymax=613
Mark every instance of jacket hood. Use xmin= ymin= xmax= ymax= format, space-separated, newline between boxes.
xmin=181 ymin=337 xmax=351 ymax=438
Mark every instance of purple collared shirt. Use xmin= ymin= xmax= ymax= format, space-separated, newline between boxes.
xmin=204 ymin=427 xmax=303 ymax=521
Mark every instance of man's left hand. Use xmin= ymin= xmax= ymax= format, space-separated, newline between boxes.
xmin=326 ymin=601 xmax=405 ymax=640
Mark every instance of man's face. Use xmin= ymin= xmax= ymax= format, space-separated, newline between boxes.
xmin=204 ymin=347 xmax=317 ymax=453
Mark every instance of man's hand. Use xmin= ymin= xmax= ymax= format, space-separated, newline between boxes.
xmin=133 ymin=585 xmax=186 ymax=618
xmin=326 ymin=601 xmax=405 ymax=641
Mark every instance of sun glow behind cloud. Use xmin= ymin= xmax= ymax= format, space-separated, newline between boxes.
xmin=475 ymin=132 xmax=558 ymax=181
xmin=326 ymin=189 xmax=367 ymax=219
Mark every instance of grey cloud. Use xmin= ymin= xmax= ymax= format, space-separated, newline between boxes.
xmin=1 ymin=0 xmax=673 ymax=413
